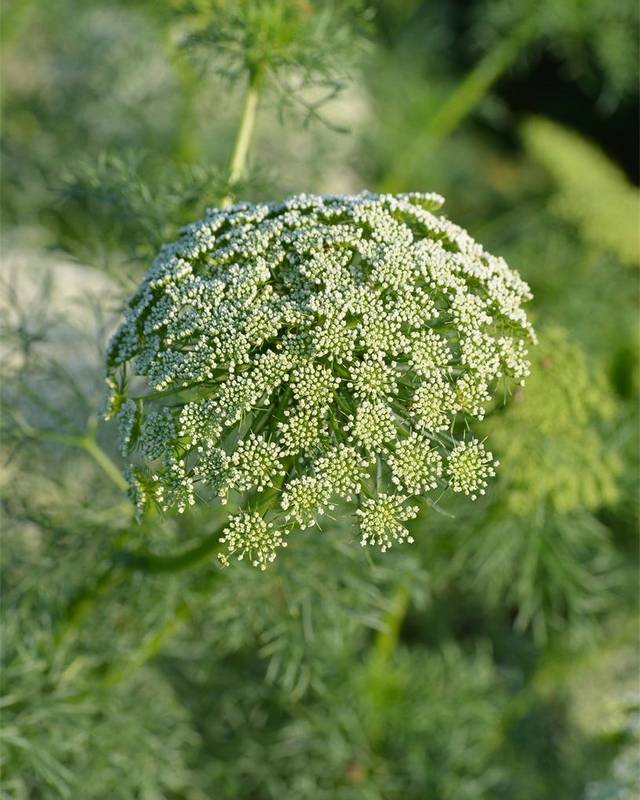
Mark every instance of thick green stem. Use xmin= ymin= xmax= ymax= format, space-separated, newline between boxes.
xmin=165 ymin=37 xmax=201 ymax=164
xmin=100 ymin=569 xmax=221 ymax=687
xmin=54 ymin=564 xmax=127 ymax=648
xmin=220 ymin=63 xmax=265 ymax=207
xmin=100 ymin=597 xmax=197 ymax=687
xmin=364 ymin=583 xmax=412 ymax=745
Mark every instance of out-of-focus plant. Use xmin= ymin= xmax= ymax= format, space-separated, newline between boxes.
xmin=523 ymin=118 xmax=640 ymax=268
xmin=369 ymin=0 xmax=639 ymax=193
xmin=487 ymin=327 xmax=620 ymax=515
xmin=583 ymin=695 xmax=640 ymax=800
xmin=474 ymin=0 xmax=640 ymax=105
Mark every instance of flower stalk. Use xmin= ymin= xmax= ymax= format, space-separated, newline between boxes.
xmin=221 ymin=62 xmax=265 ymax=207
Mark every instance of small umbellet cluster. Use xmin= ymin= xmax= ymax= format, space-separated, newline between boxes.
xmin=105 ymin=192 xmax=534 ymax=568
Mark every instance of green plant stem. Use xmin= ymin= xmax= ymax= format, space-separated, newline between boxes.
xmin=100 ymin=569 xmax=222 ymax=688
xmin=165 ymin=36 xmax=201 ymax=164
xmin=426 ymin=18 xmax=534 ymax=147
xmin=54 ymin=564 xmax=127 ymax=648
xmin=101 ymin=605 xmax=192 ymax=687
xmin=81 ymin=436 xmax=128 ymax=492
xmin=371 ymin=584 xmax=411 ymax=667
xmin=55 ymin=518 xmax=228 ymax=649
xmin=14 ymin=411 xmax=127 ymax=492
xmin=220 ymin=63 xmax=265 ymax=207
xmin=364 ymin=583 xmax=412 ymax=745
xmin=114 ymin=519 xmax=228 ymax=574
xmin=382 ymin=17 xmax=535 ymax=192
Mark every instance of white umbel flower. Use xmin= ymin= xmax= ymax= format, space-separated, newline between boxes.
xmin=106 ymin=191 xmax=534 ymax=567
xmin=280 ymin=475 xmax=331 ymax=529
xmin=228 ymin=433 xmax=284 ymax=493
xmin=348 ymin=400 xmax=397 ymax=451
xmin=389 ymin=432 xmax=444 ymax=495
xmin=218 ymin=511 xmax=286 ymax=571
xmin=356 ymin=494 xmax=419 ymax=552
xmin=447 ymin=439 xmax=499 ymax=500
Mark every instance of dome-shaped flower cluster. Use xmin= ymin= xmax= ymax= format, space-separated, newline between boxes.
xmin=104 ymin=191 xmax=535 ymax=568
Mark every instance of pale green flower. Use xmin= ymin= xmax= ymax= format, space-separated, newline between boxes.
xmin=412 ymin=374 xmax=459 ymax=432
xmin=141 ymin=408 xmax=176 ymax=461
xmin=348 ymin=400 xmax=397 ymax=451
xmin=228 ymin=433 xmax=284 ymax=493
xmin=116 ymin=399 xmax=139 ymax=457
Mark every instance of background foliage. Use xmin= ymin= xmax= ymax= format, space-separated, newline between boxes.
xmin=1 ymin=1 xmax=638 ymax=797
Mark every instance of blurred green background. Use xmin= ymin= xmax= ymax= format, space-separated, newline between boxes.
xmin=1 ymin=1 xmax=639 ymax=797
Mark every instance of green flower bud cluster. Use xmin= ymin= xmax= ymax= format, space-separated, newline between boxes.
xmin=484 ymin=327 xmax=621 ymax=514
xmin=105 ymin=192 xmax=534 ymax=567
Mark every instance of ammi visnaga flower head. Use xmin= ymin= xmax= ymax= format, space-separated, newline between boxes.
xmin=105 ymin=192 xmax=534 ymax=568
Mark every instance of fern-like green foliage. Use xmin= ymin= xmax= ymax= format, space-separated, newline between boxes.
xmin=1 ymin=619 xmax=198 ymax=800
xmin=177 ymin=0 xmax=369 ymax=121
xmin=447 ymin=505 xmax=621 ymax=640
xmin=1 ymin=2 xmax=638 ymax=797
xmin=159 ymin=640 xmax=509 ymax=800
xmin=55 ymin=154 xmax=229 ymax=270
xmin=523 ymin=118 xmax=640 ymax=268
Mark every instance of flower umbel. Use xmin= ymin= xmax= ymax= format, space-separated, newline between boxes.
xmin=356 ymin=495 xmax=419 ymax=552
xmin=105 ymin=191 xmax=534 ymax=567
xmin=218 ymin=511 xmax=286 ymax=570
xmin=389 ymin=432 xmax=443 ymax=495
xmin=447 ymin=440 xmax=499 ymax=501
